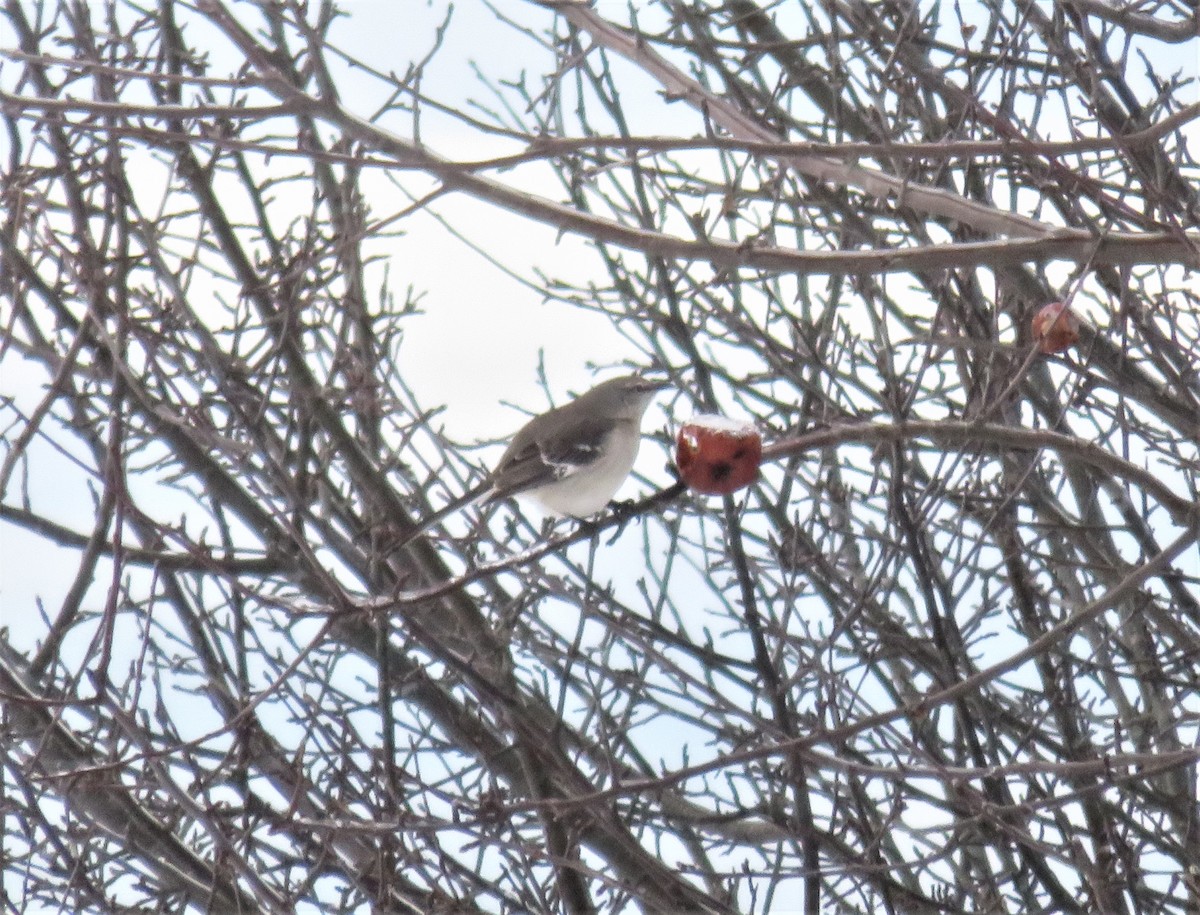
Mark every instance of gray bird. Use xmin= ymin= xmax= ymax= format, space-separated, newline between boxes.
xmin=398 ymin=374 xmax=668 ymax=549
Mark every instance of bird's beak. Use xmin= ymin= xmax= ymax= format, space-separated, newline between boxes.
xmin=634 ymin=371 xmax=671 ymax=391
xmin=637 ymin=377 xmax=671 ymax=394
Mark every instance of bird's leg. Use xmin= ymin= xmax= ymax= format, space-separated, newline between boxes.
xmin=602 ymin=498 xmax=642 ymax=544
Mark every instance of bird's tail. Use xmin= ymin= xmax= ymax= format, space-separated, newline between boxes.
xmin=394 ymin=480 xmax=491 ymax=554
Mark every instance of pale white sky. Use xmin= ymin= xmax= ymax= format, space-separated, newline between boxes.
xmin=330 ymin=1 xmax=686 ymax=440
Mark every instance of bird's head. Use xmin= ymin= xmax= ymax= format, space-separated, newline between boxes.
xmin=595 ymin=374 xmax=670 ymax=418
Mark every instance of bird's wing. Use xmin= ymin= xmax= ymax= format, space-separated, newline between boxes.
xmin=487 ymin=414 xmax=614 ymax=500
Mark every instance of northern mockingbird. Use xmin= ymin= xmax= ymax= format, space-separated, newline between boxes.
xmin=398 ymin=374 xmax=668 ymax=549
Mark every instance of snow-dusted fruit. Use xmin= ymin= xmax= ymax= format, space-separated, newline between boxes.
xmin=675 ymin=415 xmax=762 ymax=495
xmin=1032 ymin=302 xmax=1081 ymax=354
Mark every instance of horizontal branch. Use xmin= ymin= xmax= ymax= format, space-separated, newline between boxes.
xmin=1 ymin=48 xmax=259 ymax=87
xmin=762 ymin=420 xmax=1200 ymax=524
xmin=504 ymin=744 xmax=1200 ymax=817
xmin=0 ymin=90 xmax=301 ymax=120
xmin=294 ymin=735 xmax=1200 ymax=822
xmin=8 ymin=89 xmax=1194 ymax=164
xmin=0 ymin=503 xmax=285 ymax=574
xmin=434 ymin=99 xmax=1200 ymax=168
xmin=1069 ymin=0 xmax=1200 ymax=42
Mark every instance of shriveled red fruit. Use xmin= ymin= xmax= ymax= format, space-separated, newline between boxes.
xmin=675 ymin=415 xmax=762 ymax=495
xmin=1032 ymin=302 xmax=1081 ymax=354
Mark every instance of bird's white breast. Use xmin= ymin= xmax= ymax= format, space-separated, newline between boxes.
xmin=524 ymin=424 xmax=641 ymax=517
